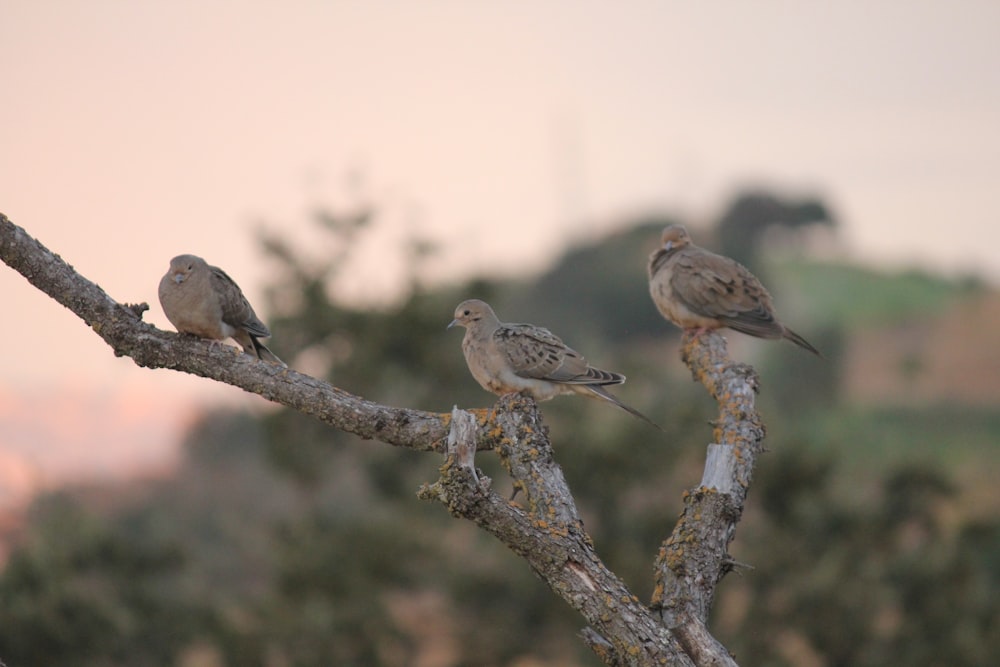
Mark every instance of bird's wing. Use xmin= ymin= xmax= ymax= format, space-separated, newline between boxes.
xmin=209 ymin=265 xmax=271 ymax=338
xmin=670 ymin=248 xmax=783 ymax=338
xmin=494 ymin=323 xmax=597 ymax=383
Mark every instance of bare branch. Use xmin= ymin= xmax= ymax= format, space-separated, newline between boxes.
xmin=422 ymin=395 xmax=695 ymax=667
xmin=0 ymin=212 xmax=452 ymax=451
xmin=447 ymin=406 xmax=481 ymax=483
xmin=651 ymin=331 xmax=764 ymax=666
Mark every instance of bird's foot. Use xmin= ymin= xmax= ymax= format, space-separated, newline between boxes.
xmin=684 ymin=327 xmax=710 ymax=339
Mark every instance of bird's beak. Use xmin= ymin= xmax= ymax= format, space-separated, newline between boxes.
xmin=172 ymin=272 xmax=186 ymax=284
xmin=447 ymin=319 xmax=459 ymax=330
xmin=663 ymin=240 xmax=675 ymax=252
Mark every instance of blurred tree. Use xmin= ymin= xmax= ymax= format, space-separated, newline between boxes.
xmin=0 ymin=494 xmax=204 ymax=666
xmin=716 ymin=190 xmax=836 ymax=272
xmin=762 ymin=325 xmax=844 ymax=411
xmin=506 ymin=217 xmax=679 ymax=343
xmin=716 ymin=450 xmax=1000 ymax=667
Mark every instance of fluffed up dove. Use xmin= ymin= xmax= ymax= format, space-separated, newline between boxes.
xmin=648 ymin=225 xmax=820 ymax=356
xmin=448 ymin=299 xmax=661 ymax=429
xmin=158 ymin=254 xmax=284 ymax=365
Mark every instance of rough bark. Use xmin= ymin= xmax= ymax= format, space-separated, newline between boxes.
xmin=421 ymin=401 xmax=692 ymax=666
xmin=649 ymin=336 xmax=764 ymax=667
xmin=1 ymin=212 xmax=765 ymax=666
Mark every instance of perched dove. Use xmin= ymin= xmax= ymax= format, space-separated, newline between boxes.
xmin=158 ymin=254 xmax=284 ymax=365
xmin=648 ymin=225 xmax=820 ymax=356
xmin=448 ymin=299 xmax=661 ymax=429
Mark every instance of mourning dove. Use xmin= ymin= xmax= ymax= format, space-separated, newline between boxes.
xmin=648 ymin=225 xmax=820 ymax=356
xmin=448 ymin=299 xmax=661 ymax=429
xmin=158 ymin=254 xmax=284 ymax=365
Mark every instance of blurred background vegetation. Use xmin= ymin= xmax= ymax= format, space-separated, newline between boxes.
xmin=1 ymin=189 xmax=998 ymax=666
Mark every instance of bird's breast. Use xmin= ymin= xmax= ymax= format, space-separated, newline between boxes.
xmin=649 ymin=263 xmax=720 ymax=330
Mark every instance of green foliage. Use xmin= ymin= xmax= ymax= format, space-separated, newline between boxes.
xmin=771 ymin=260 xmax=982 ymax=329
xmin=0 ymin=495 xmax=202 ymax=666
xmin=785 ymin=405 xmax=1000 ymax=477
xmin=759 ymin=325 xmax=844 ymax=410
xmin=718 ymin=451 xmax=1000 ymax=667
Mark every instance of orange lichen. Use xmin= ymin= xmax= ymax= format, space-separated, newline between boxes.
xmin=651 ymin=581 xmax=665 ymax=601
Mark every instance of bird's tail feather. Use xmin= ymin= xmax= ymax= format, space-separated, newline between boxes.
xmin=783 ymin=327 xmax=823 ymax=357
xmin=251 ymin=337 xmax=286 ymax=366
xmin=585 ymin=385 xmax=663 ymax=431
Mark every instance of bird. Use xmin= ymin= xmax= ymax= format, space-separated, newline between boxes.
xmin=158 ymin=254 xmax=284 ymax=365
xmin=448 ymin=299 xmax=661 ymax=429
xmin=647 ymin=224 xmax=820 ymax=356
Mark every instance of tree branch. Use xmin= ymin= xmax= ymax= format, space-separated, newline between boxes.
xmin=0 ymin=212 xmax=453 ymax=451
xmin=650 ymin=332 xmax=764 ymax=666
xmin=421 ymin=396 xmax=694 ymax=667
xmin=1 ymin=213 xmax=767 ymax=666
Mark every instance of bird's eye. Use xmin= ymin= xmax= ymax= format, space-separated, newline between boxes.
xmin=463 ymin=309 xmax=470 ymax=316
xmin=187 ymin=264 xmax=193 ymax=270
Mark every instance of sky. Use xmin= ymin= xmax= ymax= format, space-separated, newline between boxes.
xmin=1 ymin=1 xmax=999 ymax=501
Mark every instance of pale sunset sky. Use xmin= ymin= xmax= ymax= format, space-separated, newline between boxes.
xmin=1 ymin=1 xmax=999 ymax=502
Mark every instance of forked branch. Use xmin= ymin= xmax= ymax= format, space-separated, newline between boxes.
xmin=1 ymin=212 xmax=764 ymax=666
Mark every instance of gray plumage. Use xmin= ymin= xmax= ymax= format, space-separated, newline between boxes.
xmin=648 ymin=225 xmax=820 ymax=356
xmin=449 ymin=299 xmax=660 ymax=429
xmin=158 ymin=254 xmax=284 ymax=365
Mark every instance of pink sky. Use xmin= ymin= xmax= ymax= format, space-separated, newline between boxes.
xmin=2 ymin=2 xmax=999 ymax=502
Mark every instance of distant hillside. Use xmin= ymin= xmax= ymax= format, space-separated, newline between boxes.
xmin=768 ymin=260 xmax=996 ymax=406
xmin=839 ymin=291 xmax=1000 ymax=407
xmin=771 ymin=260 xmax=984 ymax=328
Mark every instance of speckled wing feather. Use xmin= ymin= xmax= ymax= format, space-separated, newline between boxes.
xmin=208 ymin=265 xmax=271 ymax=338
xmin=670 ymin=248 xmax=784 ymax=340
xmin=495 ymin=324 xmax=623 ymax=385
